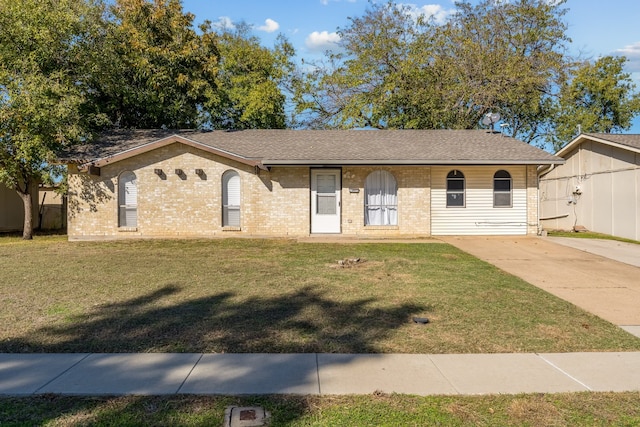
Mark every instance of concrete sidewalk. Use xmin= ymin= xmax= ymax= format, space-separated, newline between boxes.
xmin=2 ymin=352 xmax=640 ymax=396
xmin=548 ymin=237 xmax=640 ymax=268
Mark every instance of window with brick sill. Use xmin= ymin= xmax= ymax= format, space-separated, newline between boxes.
xmin=364 ymin=225 xmax=399 ymax=230
xmin=118 ymin=171 xmax=138 ymax=227
xmin=364 ymin=170 xmax=398 ymax=225
xmin=223 ymin=170 xmax=241 ymax=227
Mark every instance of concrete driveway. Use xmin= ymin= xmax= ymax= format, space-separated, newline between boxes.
xmin=440 ymin=236 xmax=640 ymax=335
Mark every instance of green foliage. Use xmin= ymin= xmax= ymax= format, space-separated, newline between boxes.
xmin=86 ymin=0 xmax=220 ymax=129
xmin=431 ymin=0 xmax=569 ymax=141
xmin=0 ymin=0 xmax=99 ymax=238
xmin=295 ymin=0 xmax=640 ymax=147
xmin=294 ymin=1 xmax=429 ymax=129
xmin=294 ymin=0 xmax=572 ymax=142
xmin=85 ymin=1 xmax=294 ymax=130
xmin=209 ymin=25 xmax=294 ymax=129
xmin=1 ymin=0 xmax=294 ymax=238
xmin=550 ymin=56 xmax=640 ymax=151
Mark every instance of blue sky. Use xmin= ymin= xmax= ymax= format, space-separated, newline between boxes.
xmin=182 ymin=0 xmax=640 ymax=132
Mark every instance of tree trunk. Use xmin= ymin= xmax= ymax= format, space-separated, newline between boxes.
xmin=17 ymin=187 xmax=34 ymax=240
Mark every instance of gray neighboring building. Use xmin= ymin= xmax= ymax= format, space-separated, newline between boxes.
xmin=539 ymin=133 xmax=640 ymax=240
xmin=0 ymin=183 xmax=39 ymax=232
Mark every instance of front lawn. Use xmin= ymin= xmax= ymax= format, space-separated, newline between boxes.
xmin=548 ymin=230 xmax=640 ymax=245
xmin=1 ymin=236 xmax=638 ymax=353
xmin=2 ymin=393 xmax=640 ymax=426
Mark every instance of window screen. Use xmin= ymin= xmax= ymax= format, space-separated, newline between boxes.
xmin=493 ymin=170 xmax=512 ymax=207
xmin=223 ymin=170 xmax=241 ymax=226
xmin=446 ymin=170 xmax=465 ymax=207
xmin=118 ymin=171 xmax=137 ymax=227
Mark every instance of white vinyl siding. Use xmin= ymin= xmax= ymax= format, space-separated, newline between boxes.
xmin=118 ymin=171 xmax=137 ymax=227
xmin=431 ymin=166 xmax=527 ymax=235
xmin=222 ymin=170 xmax=240 ymax=227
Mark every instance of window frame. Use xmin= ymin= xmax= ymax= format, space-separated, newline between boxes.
xmin=446 ymin=170 xmax=465 ymax=208
xmin=222 ymin=170 xmax=241 ymax=228
xmin=493 ymin=170 xmax=513 ymax=208
xmin=364 ymin=170 xmax=398 ymax=226
xmin=118 ymin=170 xmax=137 ymax=228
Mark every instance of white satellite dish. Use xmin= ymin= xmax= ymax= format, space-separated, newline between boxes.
xmin=482 ymin=112 xmax=501 ymax=130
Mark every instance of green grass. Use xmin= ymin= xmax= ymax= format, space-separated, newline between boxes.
xmin=2 ymin=393 xmax=640 ymax=426
xmin=1 ymin=235 xmax=638 ymax=354
xmin=548 ymin=230 xmax=640 ymax=245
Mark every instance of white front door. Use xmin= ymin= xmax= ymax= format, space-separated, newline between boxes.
xmin=311 ymin=169 xmax=341 ymax=233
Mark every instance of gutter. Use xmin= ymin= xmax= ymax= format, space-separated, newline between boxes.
xmin=262 ymin=159 xmax=563 ymax=166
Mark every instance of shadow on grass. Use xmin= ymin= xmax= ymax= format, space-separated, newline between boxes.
xmin=0 ymin=395 xmax=311 ymax=426
xmin=4 ymin=285 xmax=426 ymax=353
xmin=0 ymin=393 xmax=384 ymax=426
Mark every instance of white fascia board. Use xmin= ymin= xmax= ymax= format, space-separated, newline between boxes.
xmin=556 ymin=134 xmax=640 ymax=158
xmin=262 ymin=159 xmax=564 ymax=166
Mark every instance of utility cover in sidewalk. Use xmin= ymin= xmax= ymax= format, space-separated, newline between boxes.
xmin=224 ymin=406 xmax=271 ymax=427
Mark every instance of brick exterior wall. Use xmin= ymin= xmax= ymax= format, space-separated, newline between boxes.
xmin=67 ymin=142 xmax=537 ymax=239
xmin=341 ymin=166 xmax=430 ymax=236
xmin=526 ymin=165 xmax=539 ymax=235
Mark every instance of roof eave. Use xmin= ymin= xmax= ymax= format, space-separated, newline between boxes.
xmin=262 ymin=159 xmax=564 ymax=166
xmin=76 ymin=134 xmax=267 ymax=170
xmin=556 ymin=134 xmax=640 ymax=158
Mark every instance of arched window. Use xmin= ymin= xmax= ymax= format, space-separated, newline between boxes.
xmin=494 ymin=170 xmax=512 ymax=207
xmin=446 ymin=170 xmax=465 ymax=207
xmin=118 ymin=171 xmax=137 ymax=227
xmin=364 ymin=170 xmax=397 ymax=225
xmin=222 ymin=170 xmax=241 ymax=227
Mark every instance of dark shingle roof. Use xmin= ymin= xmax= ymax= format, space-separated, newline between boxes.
xmin=583 ymin=133 xmax=640 ymax=150
xmin=62 ymin=129 xmax=562 ymax=166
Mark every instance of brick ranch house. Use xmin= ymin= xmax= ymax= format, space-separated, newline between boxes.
xmin=62 ymin=129 xmax=563 ymax=240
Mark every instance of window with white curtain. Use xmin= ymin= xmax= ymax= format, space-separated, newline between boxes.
xmin=118 ymin=171 xmax=137 ymax=227
xmin=364 ymin=170 xmax=398 ymax=226
xmin=446 ymin=170 xmax=465 ymax=207
xmin=493 ymin=170 xmax=512 ymax=207
xmin=222 ymin=170 xmax=241 ymax=227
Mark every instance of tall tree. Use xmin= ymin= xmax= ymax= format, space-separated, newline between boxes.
xmin=208 ymin=24 xmax=294 ymax=129
xmin=294 ymin=2 xmax=427 ymax=129
xmin=86 ymin=0 xmax=220 ymax=129
xmin=294 ymin=0 xmax=570 ymax=141
xmin=0 ymin=0 xmax=100 ymax=239
xmin=86 ymin=0 xmax=294 ymax=130
xmin=430 ymin=0 xmax=569 ymax=141
xmin=550 ymin=56 xmax=640 ymax=151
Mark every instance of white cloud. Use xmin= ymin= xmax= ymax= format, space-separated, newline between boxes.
xmin=401 ymin=3 xmax=454 ymax=25
xmin=305 ymin=31 xmax=341 ymax=52
xmin=257 ymin=18 xmax=280 ymax=33
xmin=214 ymin=16 xmax=235 ymax=31
xmin=614 ymin=41 xmax=640 ymax=72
